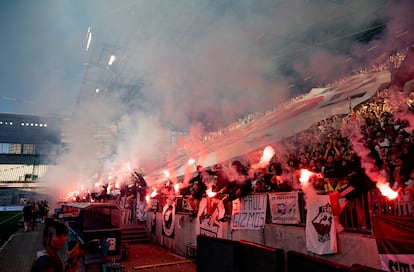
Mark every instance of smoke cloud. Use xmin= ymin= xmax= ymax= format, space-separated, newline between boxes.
xmin=26 ymin=0 xmax=413 ymax=198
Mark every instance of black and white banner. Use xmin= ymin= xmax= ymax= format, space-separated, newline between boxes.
xmin=305 ymin=194 xmax=337 ymax=255
xmin=197 ymin=197 xmax=226 ymax=238
xmin=268 ymin=192 xmax=300 ymax=224
xmin=373 ymin=215 xmax=414 ymax=271
xmin=231 ymin=194 xmax=267 ymax=230
xmin=162 ymin=202 xmax=175 ymax=237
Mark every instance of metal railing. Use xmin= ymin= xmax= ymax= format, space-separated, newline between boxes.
xmin=277 ymin=189 xmax=413 ymax=233
xmin=336 ymin=189 xmax=413 ymax=233
xmin=369 ymin=188 xmax=413 ymax=217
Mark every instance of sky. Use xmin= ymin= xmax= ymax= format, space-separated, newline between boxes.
xmin=1 ymin=0 xmax=413 ymax=198
xmin=0 ymin=1 xmax=88 ymax=114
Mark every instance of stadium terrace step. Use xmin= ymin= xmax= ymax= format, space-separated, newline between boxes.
xmin=121 ymin=223 xmax=150 ymax=244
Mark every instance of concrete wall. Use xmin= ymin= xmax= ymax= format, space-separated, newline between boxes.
xmin=148 ymin=211 xmax=382 ymax=270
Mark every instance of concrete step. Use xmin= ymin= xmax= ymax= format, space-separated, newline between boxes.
xmin=121 ymin=224 xmax=150 ymax=244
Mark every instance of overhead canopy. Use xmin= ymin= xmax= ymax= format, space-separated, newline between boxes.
xmin=61 ymin=202 xmax=120 ymax=211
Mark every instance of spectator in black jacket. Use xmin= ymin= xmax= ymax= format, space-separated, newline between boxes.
xmin=187 ymin=165 xmax=208 ymax=217
xmin=219 ymin=160 xmax=253 ymax=222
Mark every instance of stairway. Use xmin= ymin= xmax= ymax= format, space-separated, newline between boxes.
xmin=121 ymin=223 xmax=151 ymax=244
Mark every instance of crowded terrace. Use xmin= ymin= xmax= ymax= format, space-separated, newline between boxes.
xmin=70 ymin=48 xmax=414 ymax=233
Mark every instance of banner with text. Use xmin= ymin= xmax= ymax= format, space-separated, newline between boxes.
xmin=231 ymin=194 xmax=267 ymax=230
xmin=268 ymin=191 xmax=300 ymax=224
xmin=373 ymin=215 xmax=414 ymax=271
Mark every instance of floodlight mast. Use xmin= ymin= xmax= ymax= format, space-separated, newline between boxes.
xmin=86 ymin=27 xmax=92 ymax=51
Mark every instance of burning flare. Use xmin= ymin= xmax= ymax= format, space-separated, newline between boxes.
xmin=188 ymin=158 xmax=196 ymax=165
xmin=341 ymin=117 xmax=399 ymax=201
xmin=251 ymin=145 xmax=275 ymax=174
xmin=259 ymin=146 xmax=275 ymax=166
xmin=375 ymin=176 xmax=399 ymax=200
xmin=174 ymin=183 xmax=180 ymax=193
xmin=150 ymin=188 xmax=158 ymax=198
xmin=206 ymin=187 xmax=217 ymax=198
xmin=299 ymin=169 xmax=313 ymax=184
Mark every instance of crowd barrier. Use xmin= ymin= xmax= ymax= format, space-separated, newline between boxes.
xmin=239 ymin=240 xmax=285 ymax=272
xmin=197 ymin=235 xmax=240 ymax=272
xmin=196 ymin=235 xmax=385 ymax=272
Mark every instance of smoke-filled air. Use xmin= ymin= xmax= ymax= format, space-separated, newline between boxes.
xmin=25 ymin=0 xmax=413 ymax=202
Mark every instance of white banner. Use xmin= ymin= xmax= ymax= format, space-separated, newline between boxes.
xmin=379 ymin=254 xmax=414 ymax=271
xmin=162 ymin=202 xmax=175 ymax=237
xmin=373 ymin=215 xmax=414 ymax=271
xmin=136 ymin=200 xmax=147 ymax=222
xmin=197 ymin=197 xmax=225 ymax=238
xmin=268 ymin=192 xmax=300 ymax=224
xmin=231 ymin=194 xmax=267 ymax=230
xmin=305 ymin=194 xmax=337 ymax=255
